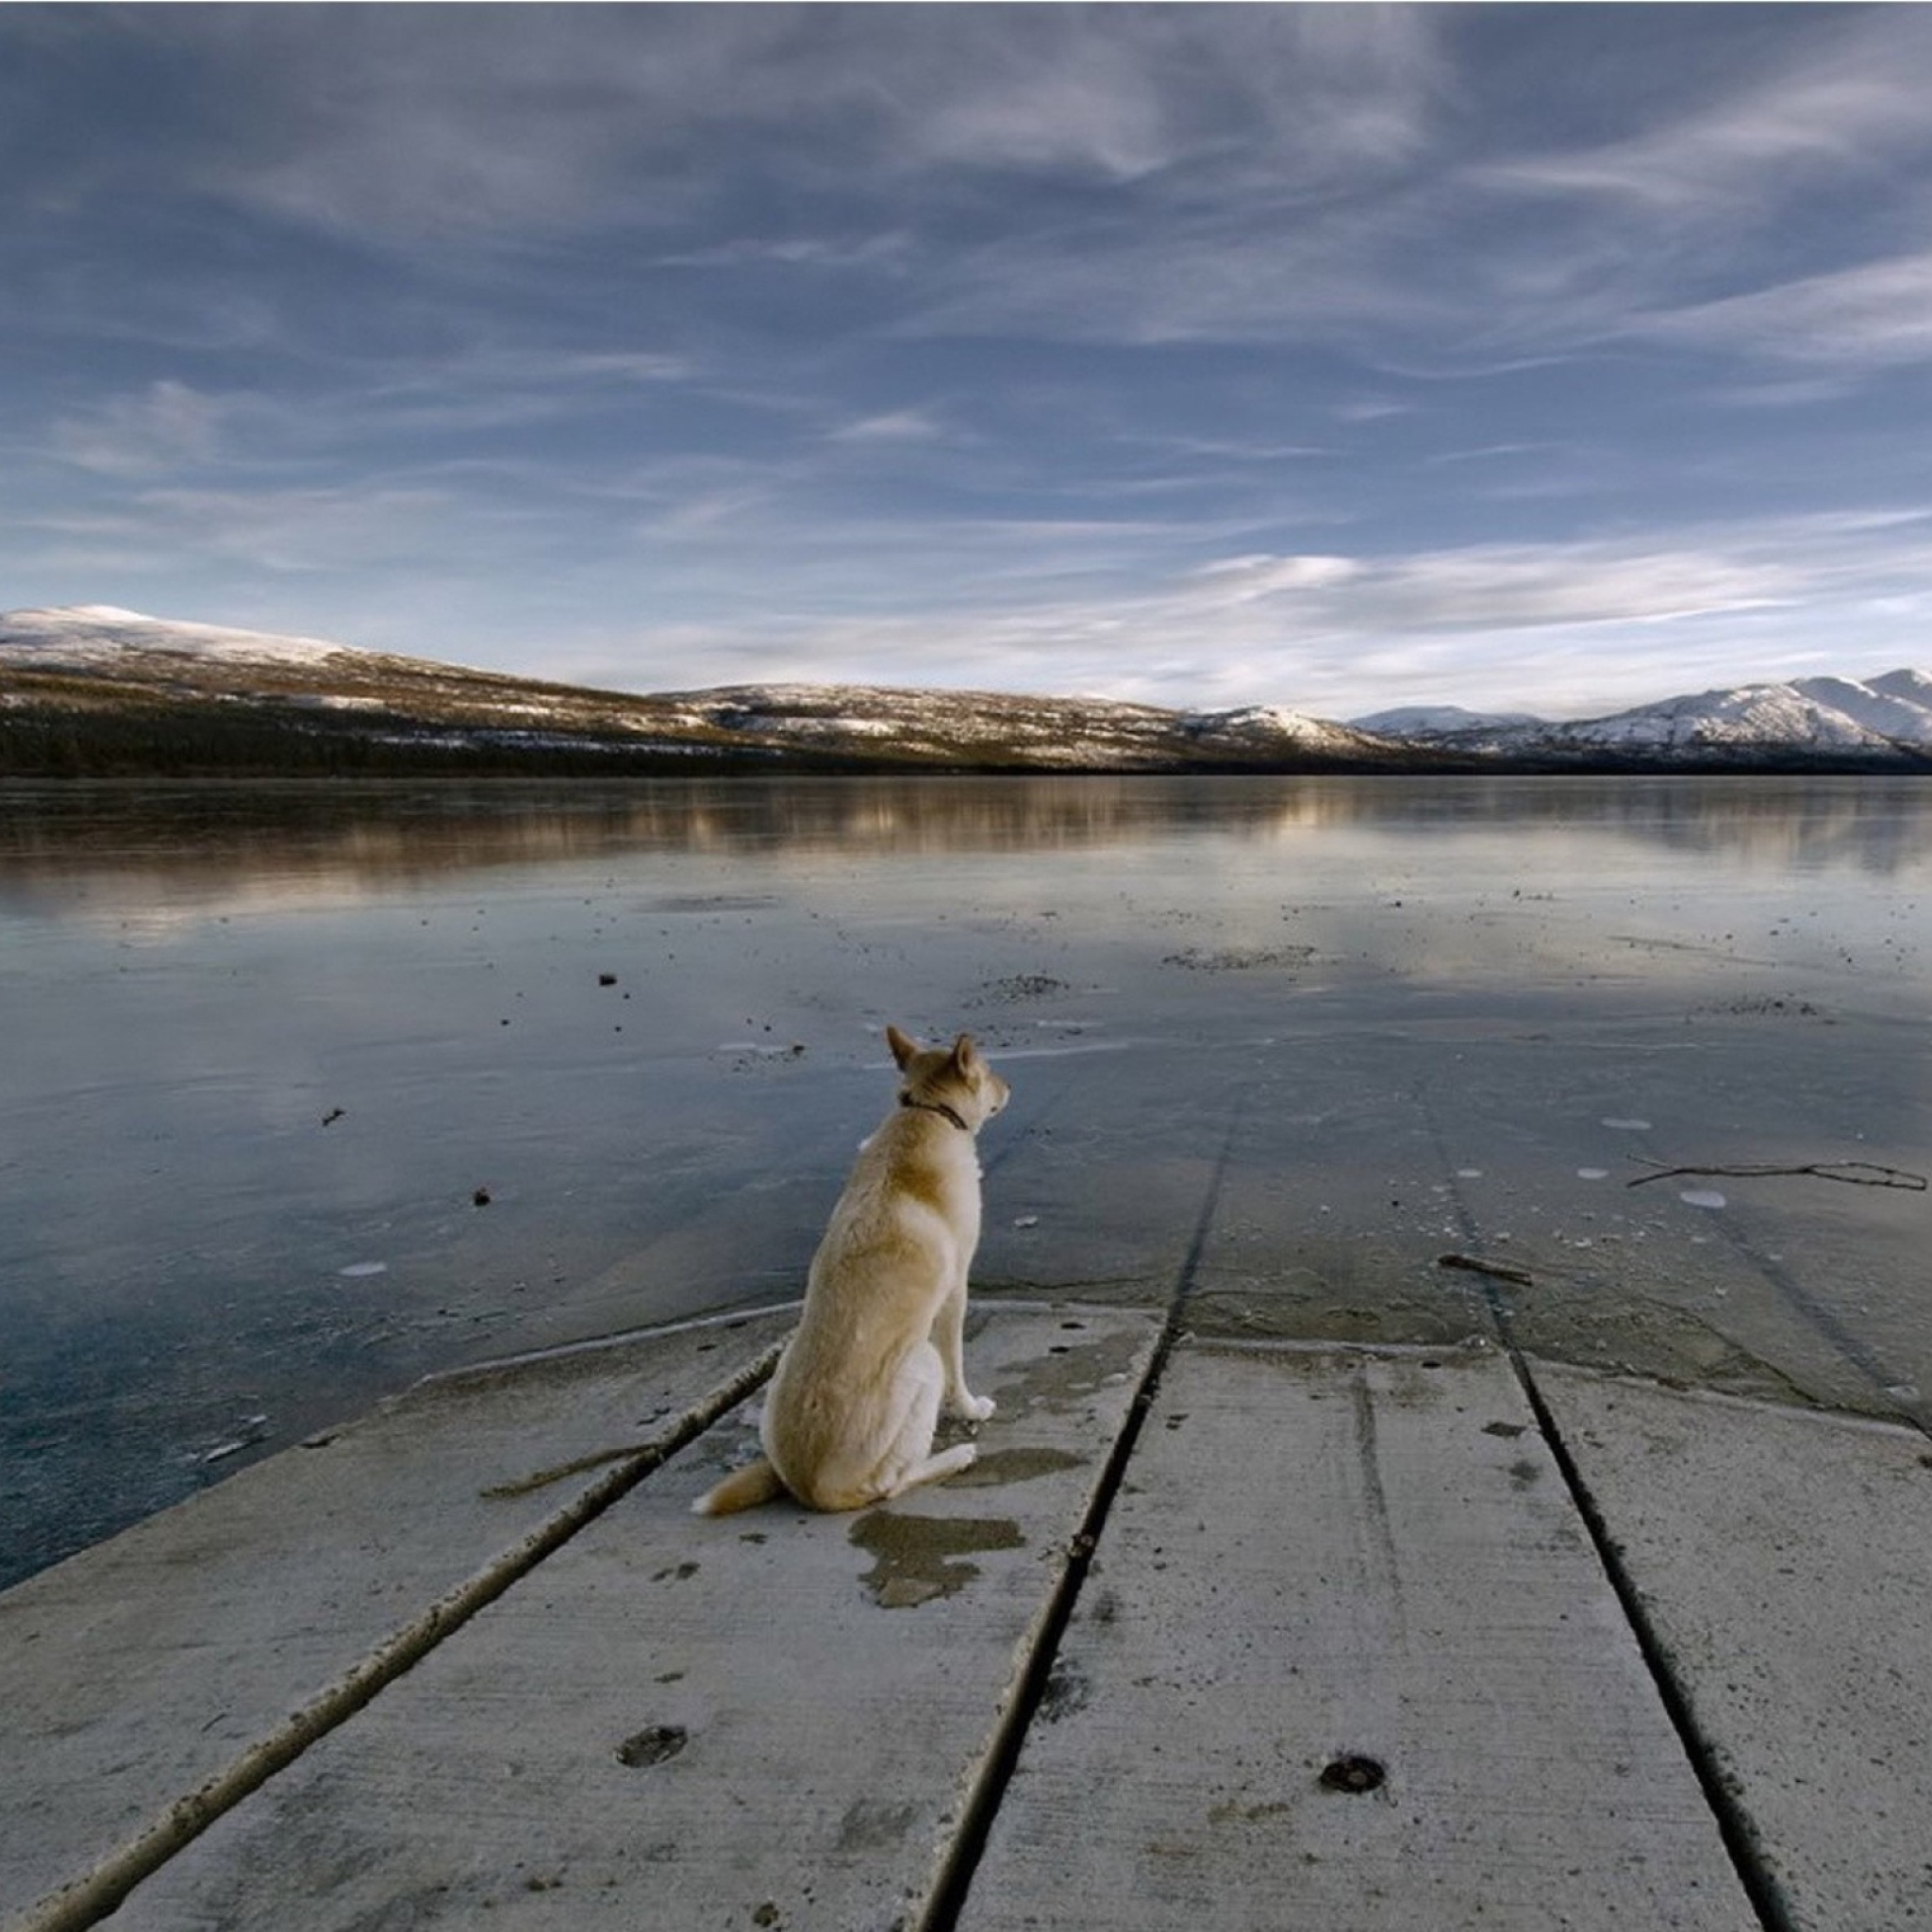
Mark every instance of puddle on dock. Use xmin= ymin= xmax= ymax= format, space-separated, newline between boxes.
xmin=949 ymin=1445 xmax=1089 ymax=1489
xmin=849 ymin=1510 xmax=1025 ymax=1609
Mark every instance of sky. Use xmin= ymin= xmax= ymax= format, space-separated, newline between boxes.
xmin=8 ymin=4 xmax=1932 ymax=720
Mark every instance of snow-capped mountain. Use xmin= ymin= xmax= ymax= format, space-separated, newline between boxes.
xmin=1187 ymin=703 xmax=1381 ymax=752
xmin=1791 ymin=674 xmax=1932 ymax=746
xmin=0 ymin=606 xmax=1409 ymax=775
xmin=652 ymin=684 xmax=1391 ymax=768
xmin=1 ymin=604 xmax=350 ymax=670
xmin=1564 ymin=682 xmax=1911 ymax=755
xmin=4 ymin=605 xmax=1929 ymax=775
xmin=0 ymin=604 xmax=738 ymax=773
xmin=1357 ymin=672 xmax=1932 ymax=765
xmin=1869 ymin=667 xmax=1932 ymax=708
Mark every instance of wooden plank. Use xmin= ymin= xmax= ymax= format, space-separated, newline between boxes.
xmin=85 ymin=1307 xmax=1162 ymax=1932
xmin=3 ymin=1311 xmax=792 ymax=1929
xmin=959 ymin=1342 xmax=1757 ymax=1931
xmin=1538 ymin=1365 xmax=1932 ymax=1932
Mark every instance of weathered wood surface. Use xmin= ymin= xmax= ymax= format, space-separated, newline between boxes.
xmin=959 ymin=1343 xmax=1759 ymax=1931
xmin=1540 ymin=1366 xmax=1932 ymax=1932
xmin=86 ymin=1308 xmax=1161 ymax=1932
xmin=10 ymin=1310 xmax=1930 ymax=1932
xmin=4 ymin=1311 xmax=793 ymax=1929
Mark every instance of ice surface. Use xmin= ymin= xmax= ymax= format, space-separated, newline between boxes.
xmin=3 ymin=773 xmax=1929 ymax=1588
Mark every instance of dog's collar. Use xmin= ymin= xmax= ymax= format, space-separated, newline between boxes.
xmin=900 ymin=1092 xmax=970 ymax=1133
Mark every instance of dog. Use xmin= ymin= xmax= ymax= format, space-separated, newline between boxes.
xmin=692 ymin=1026 xmax=1008 ymax=1515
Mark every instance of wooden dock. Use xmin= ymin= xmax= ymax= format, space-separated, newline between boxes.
xmin=5 ymin=1302 xmax=1930 ymax=1932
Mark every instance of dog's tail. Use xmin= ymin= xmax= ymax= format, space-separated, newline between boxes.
xmin=691 ymin=1456 xmax=787 ymax=1517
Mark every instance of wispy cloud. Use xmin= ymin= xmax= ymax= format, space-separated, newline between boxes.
xmin=826 ymin=408 xmax=950 ymax=446
xmin=74 ymin=7 xmax=1441 ymax=249
xmin=1640 ymin=251 xmax=1932 ymax=368
xmin=875 ymin=8 xmax=1932 ymax=372
xmin=652 ymin=233 xmax=912 ymax=273
xmin=1474 ymin=8 xmax=1932 ymax=219
xmin=9 ymin=8 xmax=1932 ymax=717
xmin=50 ymin=381 xmax=237 ymax=476
xmin=30 ymin=349 xmax=701 ymax=491
xmin=904 ymin=5 xmax=1442 ymax=185
xmin=562 ymin=508 xmax=1932 ymax=717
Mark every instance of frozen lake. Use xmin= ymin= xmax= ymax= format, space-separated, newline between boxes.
xmin=3 ymin=774 xmax=1929 ymax=1588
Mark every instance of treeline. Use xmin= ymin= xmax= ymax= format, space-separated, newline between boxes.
xmin=0 ymin=701 xmax=798 ymax=779
xmin=7 ymin=696 xmax=1926 ymax=781
xmin=0 ymin=697 xmax=1413 ymax=778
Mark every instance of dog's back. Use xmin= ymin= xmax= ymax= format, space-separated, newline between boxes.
xmin=693 ymin=1027 xmax=1006 ymax=1515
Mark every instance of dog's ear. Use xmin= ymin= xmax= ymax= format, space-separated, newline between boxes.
xmin=951 ymin=1034 xmax=978 ymax=1073
xmin=887 ymin=1024 xmax=919 ymax=1069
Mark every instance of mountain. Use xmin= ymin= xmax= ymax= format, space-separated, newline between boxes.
xmin=0 ymin=606 xmax=1413 ymax=776
xmin=1870 ymin=667 xmax=1932 ymax=708
xmin=0 ymin=604 xmax=745 ymax=776
xmin=1367 ymin=672 xmax=1932 ymax=767
xmin=2 ymin=605 xmax=350 ymax=670
xmin=656 ymin=683 xmax=1392 ymax=769
xmin=4 ymin=605 xmax=1929 ymax=776
xmin=1791 ymin=675 xmax=1932 ymax=745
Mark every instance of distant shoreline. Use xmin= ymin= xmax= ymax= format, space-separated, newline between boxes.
xmin=5 ymin=714 xmax=1927 ymax=782
xmin=9 ymin=608 xmax=1932 ymax=778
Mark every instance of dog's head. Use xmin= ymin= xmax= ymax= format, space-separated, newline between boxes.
xmin=888 ymin=1025 xmax=1009 ymax=1130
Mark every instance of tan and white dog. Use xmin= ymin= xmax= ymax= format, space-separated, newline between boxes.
xmin=692 ymin=1026 xmax=1008 ymax=1516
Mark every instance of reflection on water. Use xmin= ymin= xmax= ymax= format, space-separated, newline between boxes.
xmin=5 ymin=775 xmax=1932 ymax=915
xmin=2 ymin=774 xmax=1929 ymax=1590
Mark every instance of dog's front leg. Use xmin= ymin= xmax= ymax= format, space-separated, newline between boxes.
xmin=935 ymin=1273 xmax=994 ymax=1422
